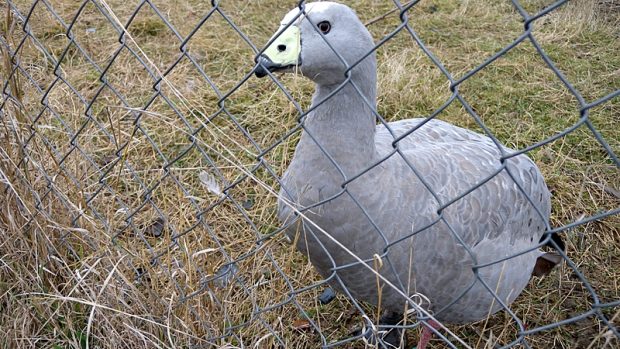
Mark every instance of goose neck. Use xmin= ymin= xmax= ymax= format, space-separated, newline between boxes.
xmin=299 ymin=78 xmax=378 ymax=176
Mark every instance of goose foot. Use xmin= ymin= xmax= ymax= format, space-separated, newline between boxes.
xmin=416 ymin=319 xmax=441 ymax=349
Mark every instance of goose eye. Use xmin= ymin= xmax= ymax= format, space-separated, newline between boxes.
xmin=317 ymin=21 xmax=331 ymax=34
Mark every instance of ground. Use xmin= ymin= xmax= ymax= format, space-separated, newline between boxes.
xmin=0 ymin=0 xmax=618 ymax=348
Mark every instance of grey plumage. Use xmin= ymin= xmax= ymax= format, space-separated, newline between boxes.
xmin=262 ymin=2 xmax=553 ymax=324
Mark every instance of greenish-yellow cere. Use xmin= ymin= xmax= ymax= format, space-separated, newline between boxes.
xmin=263 ymin=25 xmax=301 ymax=67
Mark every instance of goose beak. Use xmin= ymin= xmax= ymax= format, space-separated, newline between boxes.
xmin=255 ymin=25 xmax=301 ymax=78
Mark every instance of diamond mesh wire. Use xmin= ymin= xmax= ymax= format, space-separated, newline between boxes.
xmin=0 ymin=0 xmax=618 ymax=348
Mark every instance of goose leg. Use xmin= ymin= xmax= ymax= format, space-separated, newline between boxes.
xmin=417 ymin=320 xmax=441 ymax=349
xmin=378 ymin=311 xmax=407 ymax=348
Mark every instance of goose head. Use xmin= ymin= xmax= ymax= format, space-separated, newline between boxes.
xmin=255 ymin=2 xmax=376 ymax=87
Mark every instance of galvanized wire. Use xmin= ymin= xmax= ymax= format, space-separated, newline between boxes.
xmin=1 ymin=0 xmax=618 ymax=348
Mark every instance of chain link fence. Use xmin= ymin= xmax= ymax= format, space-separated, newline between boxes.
xmin=1 ymin=0 xmax=618 ymax=348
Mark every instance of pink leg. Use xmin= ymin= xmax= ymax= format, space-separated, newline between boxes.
xmin=417 ymin=320 xmax=441 ymax=349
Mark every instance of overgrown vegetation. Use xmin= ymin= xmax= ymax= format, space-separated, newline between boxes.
xmin=0 ymin=0 xmax=618 ymax=348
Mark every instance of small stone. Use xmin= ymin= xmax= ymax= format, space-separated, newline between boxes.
xmin=242 ymin=199 xmax=254 ymax=209
xmin=319 ymin=287 xmax=336 ymax=304
xmin=143 ymin=217 xmax=166 ymax=237
xmin=213 ymin=263 xmax=239 ymax=289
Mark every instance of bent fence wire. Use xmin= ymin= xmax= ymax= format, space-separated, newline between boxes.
xmin=0 ymin=0 xmax=618 ymax=348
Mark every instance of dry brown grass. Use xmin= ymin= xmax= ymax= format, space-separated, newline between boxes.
xmin=0 ymin=0 xmax=618 ymax=348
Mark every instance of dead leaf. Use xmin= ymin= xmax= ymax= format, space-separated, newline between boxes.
xmin=292 ymin=319 xmax=312 ymax=330
xmin=192 ymin=248 xmax=219 ymax=259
